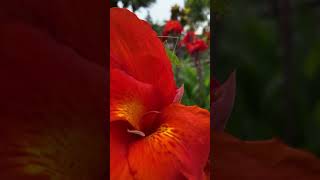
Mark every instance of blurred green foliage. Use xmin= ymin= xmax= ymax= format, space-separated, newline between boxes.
xmin=175 ymin=51 xmax=210 ymax=110
xmin=165 ymin=47 xmax=181 ymax=66
xmin=185 ymin=0 xmax=210 ymax=24
xmin=142 ymin=1 xmax=211 ymax=110
xmin=165 ymin=44 xmax=210 ymax=110
xmin=212 ymin=0 xmax=230 ymax=16
xmin=179 ymin=59 xmax=210 ymax=110
xmin=213 ymin=0 xmax=320 ymax=155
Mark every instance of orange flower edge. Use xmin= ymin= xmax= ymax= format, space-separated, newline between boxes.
xmin=214 ymin=132 xmax=320 ymax=180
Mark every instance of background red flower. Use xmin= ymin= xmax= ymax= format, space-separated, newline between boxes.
xmin=179 ymin=31 xmax=196 ymax=47
xmin=186 ymin=39 xmax=208 ymax=55
xmin=162 ymin=20 xmax=183 ymax=36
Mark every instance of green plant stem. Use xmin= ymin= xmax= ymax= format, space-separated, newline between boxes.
xmin=193 ymin=52 xmax=204 ymax=105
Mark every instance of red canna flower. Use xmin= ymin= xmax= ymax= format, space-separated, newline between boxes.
xmin=186 ymin=39 xmax=208 ymax=55
xmin=179 ymin=31 xmax=196 ymax=47
xmin=213 ymin=72 xmax=320 ymax=179
xmin=162 ymin=20 xmax=183 ymax=37
xmin=110 ymin=8 xmax=210 ymax=180
xmin=0 ymin=0 xmax=107 ymax=179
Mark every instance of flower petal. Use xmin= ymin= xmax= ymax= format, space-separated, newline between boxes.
xmin=179 ymin=31 xmax=196 ymax=47
xmin=110 ymin=121 xmax=135 ymax=180
xmin=173 ymin=85 xmax=184 ymax=103
xmin=0 ymin=0 xmax=106 ymax=65
xmin=110 ymin=8 xmax=177 ymax=106
xmin=186 ymin=39 xmax=208 ymax=55
xmin=214 ymin=132 xmax=320 ymax=179
xmin=110 ymin=68 xmax=159 ymax=130
xmin=127 ymin=104 xmax=210 ymax=180
xmin=162 ymin=20 xmax=183 ymax=36
xmin=213 ymin=71 xmax=236 ymax=131
xmin=0 ymin=22 xmax=106 ymax=179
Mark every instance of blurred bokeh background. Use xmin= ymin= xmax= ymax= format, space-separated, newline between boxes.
xmin=111 ymin=0 xmax=211 ymax=110
xmin=213 ymin=0 xmax=320 ymax=156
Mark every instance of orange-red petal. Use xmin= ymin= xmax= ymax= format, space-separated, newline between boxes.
xmin=214 ymin=132 xmax=320 ymax=179
xmin=0 ymin=22 xmax=106 ymax=179
xmin=110 ymin=104 xmax=210 ymax=180
xmin=110 ymin=121 xmax=135 ymax=180
xmin=110 ymin=8 xmax=177 ymax=107
xmin=110 ymin=68 xmax=159 ymax=130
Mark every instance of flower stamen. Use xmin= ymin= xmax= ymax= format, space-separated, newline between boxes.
xmin=127 ymin=129 xmax=146 ymax=137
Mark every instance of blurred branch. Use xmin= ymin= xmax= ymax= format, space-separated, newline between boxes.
xmin=183 ymin=59 xmax=210 ymax=66
xmin=212 ymin=4 xmax=223 ymax=78
xmin=262 ymin=0 xmax=320 ymax=18
xmin=277 ymin=0 xmax=296 ymax=145
xmin=193 ymin=53 xmax=205 ymax=103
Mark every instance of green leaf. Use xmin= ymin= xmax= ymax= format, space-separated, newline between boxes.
xmin=304 ymin=43 xmax=320 ymax=79
xmin=165 ymin=48 xmax=180 ymax=66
